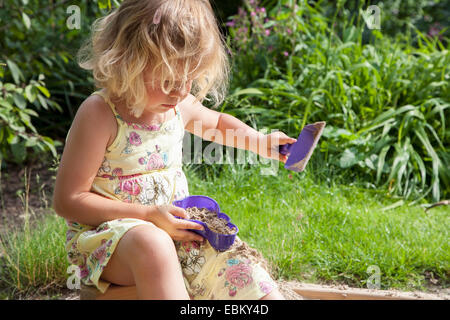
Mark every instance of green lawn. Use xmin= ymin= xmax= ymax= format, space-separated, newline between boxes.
xmin=0 ymin=162 xmax=448 ymax=297
xmin=187 ymin=163 xmax=449 ymax=291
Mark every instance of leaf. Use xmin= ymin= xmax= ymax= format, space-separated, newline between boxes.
xmin=41 ymin=137 xmax=57 ymax=158
xmin=22 ymin=108 xmax=39 ymax=117
xmin=408 ymin=144 xmax=426 ymax=190
xmin=6 ymin=129 xmax=18 ymax=144
xmin=11 ymin=140 xmax=27 ymax=163
xmin=0 ymin=99 xmax=14 ymax=110
xmin=19 ymin=111 xmax=36 ymax=132
xmin=25 ymin=137 xmax=38 ymax=147
xmin=22 ymin=12 xmax=31 ymax=29
xmin=364 ymin=154 xmax=378 ymax=171
xmin=13 ymin=93 xmax=27 ymax=109
xmin=381 ymin=200 xmax=404 ymax=212
xmin=415 ymin=127 xmax=441 ymax=201
xmin=37 ymin=94 xmax=48 ymax=110
xmin=263 ymin=21 xmax=276 ymax=29
xmin=6 ymin=60 xmax=24 ymax=85
xmin=376 ymin=146 xmax=390 ymax=184
xmin=339 ymin=148 xmax=358 ymax=168
xmin=25 ymin=85 xmax=37 ymax=103
xmin=230 ymin=88 xmax=263 ymax=97
xmin=36 ymin=85 xmax=50 ymax=98
xmin=3 ymin=83 xmax=16 ymax=91
xmin=322 ymin=126 xmax=355 ymax=140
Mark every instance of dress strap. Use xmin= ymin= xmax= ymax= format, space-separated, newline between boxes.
xmin=174 ymin=104 xmax=184 ymax=131
xmin=91 ymin=90 xmax=125 ymax=152
xmin=169 ymin=175 xmax=177 ymax=204
xmin=91 ymin=90 xmax=121 ymax=119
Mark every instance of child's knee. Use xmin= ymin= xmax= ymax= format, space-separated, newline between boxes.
xmin=123 ymin=224 xmax=176 ymax=263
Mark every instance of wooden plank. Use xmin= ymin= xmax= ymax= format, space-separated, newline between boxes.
xmin=96 ymin=285 xmax=138 ymax=300
xmin=80 ymin=284 xmax=137 ymax=300
xmin=290 ymin=283 xmax=441 ymax=300
xmin=81 ymin=282 xmax=444 ymax=300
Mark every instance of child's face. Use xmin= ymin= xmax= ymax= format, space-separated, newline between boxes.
xmin=144 ymin=72 xmax=192 ymax=113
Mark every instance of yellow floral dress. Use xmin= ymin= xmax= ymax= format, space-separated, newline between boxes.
xmin=65 ymin=90 xmax=277 ymax=299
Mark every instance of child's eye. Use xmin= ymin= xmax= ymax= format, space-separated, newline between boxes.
xmin=162 ymin=80 xmax=170 ymax=88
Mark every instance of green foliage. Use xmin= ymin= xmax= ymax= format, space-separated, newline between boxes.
xmin=259 ymin=0 xmax=450 ymax=41
xmin=368 ymin=0 xmax=449 ymax=41
xmin=0 ymin=1 xmax=117 ymax=164
xmin=223 ymin=0 xmax=449 ymax=201
xmin=0 ymin=74 xmax=59 ymax=163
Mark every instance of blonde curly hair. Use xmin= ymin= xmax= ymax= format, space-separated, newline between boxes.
xmin=78 ymin=0 xmax=230 ymax=117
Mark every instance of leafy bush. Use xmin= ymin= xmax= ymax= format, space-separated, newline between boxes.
xmin=0 ymin=65 xmax=59 ymax=164
xmin=0 ymin=0 xmax=115 ymax=164
xmin=258 ymin=0 xmax=450 ymax=41
xmin=366 ymin=0 xmax=449 ymax=41
xmin=223 ymin=0 xmax=449 ymax=201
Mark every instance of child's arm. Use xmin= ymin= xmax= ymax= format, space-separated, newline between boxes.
xmin=52 ymin=96 xmax=203 ymax=241
xmin=180 ymin=94 xmax=296 ymax=162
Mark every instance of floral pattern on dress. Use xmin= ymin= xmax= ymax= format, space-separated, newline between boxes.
xmin=97 ymin=157 xmax=111 ymax=176
xmin=258 ymin=281 xmax=274 ymax=295
xmin=189 ymin=283 xmax=207 ymax=298
xmin=112 ymin=174 xmax=172 ymax=205
xmin=177 ymin=241 xmax=206 ymax=277
xmin=138 ymin=145 xmax=168 ymax=171
xmin=119 ymin=178 xmax=141 ymax=196
xmin=96 ymin=159 xmax=124 ymax=181
xmin=121 ymin=131 xmax=142 ymax=154
xmin=91 ymin=238 xmax=113 ymax=266
xmin=218 ymin=258 xmax=254 ymax=297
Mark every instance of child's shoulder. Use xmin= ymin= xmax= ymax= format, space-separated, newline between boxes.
xmin=78 ymin=92 xmax=111 ymax=116
xmin=74 ymin=92 xmax=115 ymax=124
xmin=70 ymin=92 xmax=117 ymax=145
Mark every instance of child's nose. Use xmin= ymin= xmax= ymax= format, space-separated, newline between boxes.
xmin=170 ymin=82 xmax=192 ymax=99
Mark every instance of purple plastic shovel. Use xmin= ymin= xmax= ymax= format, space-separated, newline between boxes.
xmin=279 ymin=121 xmax=326 ymax=172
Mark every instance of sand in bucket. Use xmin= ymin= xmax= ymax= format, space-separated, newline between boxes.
xmin=185 ymin=207 xmax=237 ymax=235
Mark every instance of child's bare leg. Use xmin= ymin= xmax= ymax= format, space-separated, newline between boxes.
xmin=261 ymin=288 xmax=285 ymax=300
xmin=100 ymin=224 xmax=189 ymax=299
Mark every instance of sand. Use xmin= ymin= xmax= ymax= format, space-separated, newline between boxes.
xmin=185 ymin=207 xmax=237 ymax=235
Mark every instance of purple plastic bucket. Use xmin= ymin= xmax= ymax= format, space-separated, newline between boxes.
xmin=172 ymin=195 xmax=238 ymax=251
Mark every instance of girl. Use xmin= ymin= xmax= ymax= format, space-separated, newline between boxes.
xmin=53 ymin=0 xmax=296 ymax=300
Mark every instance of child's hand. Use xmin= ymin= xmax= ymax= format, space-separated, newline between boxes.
xmin=151 ymin=204 xmax=205 ymax=242
xmin=258 ymin=131 xmax=297 ymax=163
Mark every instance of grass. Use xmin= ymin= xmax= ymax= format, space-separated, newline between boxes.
xmin=0 ymin=160 xmax=448 ymax=298
xmin=0 ymin=212 xmax=69 ymax=299
xmin=186 ymin=161 xmax=449 ymax=291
